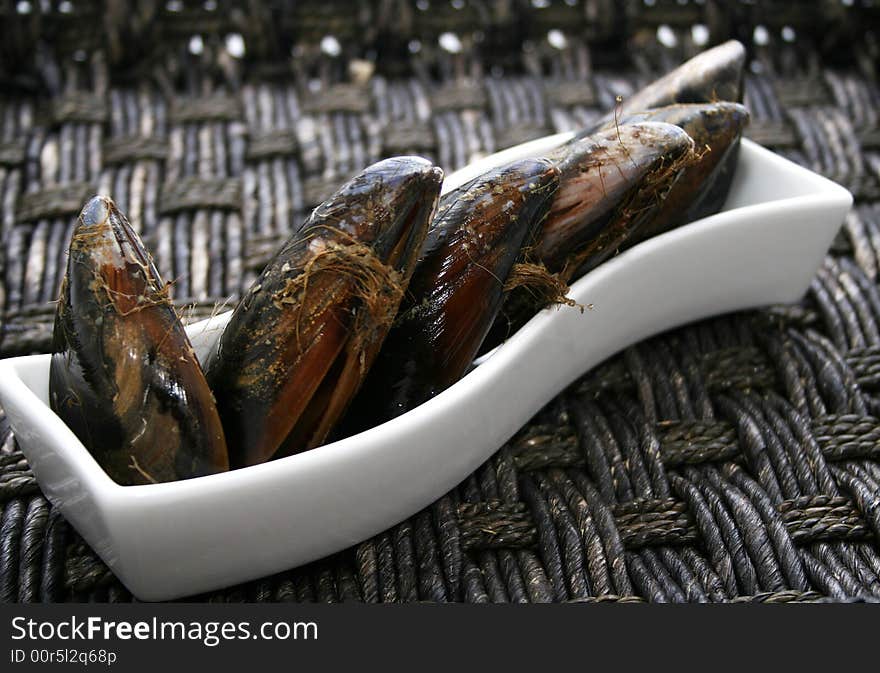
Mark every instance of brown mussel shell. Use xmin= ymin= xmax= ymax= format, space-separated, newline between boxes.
xmin=206 ymin=156 xmax=443 ymax=467
xmin=539 ymin=121 xmax=696 ymax=278
xmin=614 ymin=102 xmax=750 ymax=246
xmin=50 ymin=196 xmax=229 ymax=485
xmin=342 ymin=157 xmax=561 ymax=429
xmin=483 ymin=122 xmax=694 ymax=349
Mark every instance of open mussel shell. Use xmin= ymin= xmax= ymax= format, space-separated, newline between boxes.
xmin=580 ymin=39 xmax=746 ymax=136
xmin=206 ymin=156 xmax=443 ymax=467
xmin=50 ymin=196 xmax=229 ymax=485
xmin=342 ymin=157 xmax=561 ymax=430
xmin=614 ymin=102 xmax=750 ymax=245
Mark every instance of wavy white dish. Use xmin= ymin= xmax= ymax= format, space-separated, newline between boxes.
xmin=0 ymin=137 xmax=852 ymax=601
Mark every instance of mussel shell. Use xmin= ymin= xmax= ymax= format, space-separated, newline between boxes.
xmin=50 ymin=196 xmax=228 ymax=485
xmin=481 ymin=122 xmax=693 ymax=349
xmin=343 ymin=157 xmax=560 ymax=428
xmin=624 ymin=40 xmax=745 ymax=110
xmin=538 ymin=121 xmax=696 ymax=276
xmin=206 ymin=156 xmax=443 ymax=466
xmin=615 ymin=102 xmax=750 ymax=244
xmin=580 ymin=40 xmax=746 ymax=136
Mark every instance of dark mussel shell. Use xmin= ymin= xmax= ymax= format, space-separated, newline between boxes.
xmin=581 ymin=40 xmax=747 ymax=136
xmin=538 ymin=121 xmax=696 ymax=278
xmin=343 ymin=157 xmax=560 ymax=429
xmin=614 ymin=102 xmax=750 ymax=245
xmin=206 ymin=157 xmax=443 ymax=466
xmin=50 ymin=196 xmax=229 ymax=485
xmin=483 ymin=122 xmax=694 ymax=348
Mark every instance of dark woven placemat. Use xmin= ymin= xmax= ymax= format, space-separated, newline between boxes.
xmin=1 ymin=1 xmax=880 ymax=603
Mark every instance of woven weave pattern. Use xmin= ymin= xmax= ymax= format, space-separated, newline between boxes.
xmin=1 ymin=1 xmax=880 ymax=602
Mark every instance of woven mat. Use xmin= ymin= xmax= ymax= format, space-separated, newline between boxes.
xmin=1 ymin=1 xmax=880 ymax=602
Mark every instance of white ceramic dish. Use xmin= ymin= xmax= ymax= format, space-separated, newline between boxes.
xmin=0 ymin=137 xmax=851 ymax=601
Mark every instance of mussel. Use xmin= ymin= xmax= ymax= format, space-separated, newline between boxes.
xmin=625 ymin=39 xmax=746 ymax=110
xmin=342 ymin=157 xmax=560 ymax=429
xmin=50 ymin=196 xmax=229 ymax=485
xmin=206 ymin=157 xmax=443 ymax=466
xmin=484 ymin=122 xmax=695 ymax=347
xmin=535 ymin=121 xmax=696 ymax=277
xmin=613 ymin=102 xmax=750 ymax=246
xmin=585 ymin=39 xmax=746 ymax=134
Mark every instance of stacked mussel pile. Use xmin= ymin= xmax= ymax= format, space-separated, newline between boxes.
xmin=49 ymin=41 xmax=751 ymax=485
